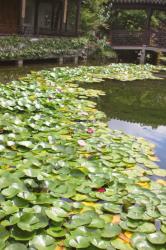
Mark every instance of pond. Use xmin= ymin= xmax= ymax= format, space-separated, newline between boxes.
xmin=1 ymin=64 xmax=166 ymax=170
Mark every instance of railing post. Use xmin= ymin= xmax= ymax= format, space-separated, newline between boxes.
xmin=139 ymin=45 xmax=146 ymax=64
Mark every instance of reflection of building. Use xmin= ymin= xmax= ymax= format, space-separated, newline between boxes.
xmin=0 ymin=0 xmax=81 ymax=36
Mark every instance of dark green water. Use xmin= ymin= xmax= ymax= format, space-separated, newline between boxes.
xmin=0 ymin=65 xmax=166 ymax=169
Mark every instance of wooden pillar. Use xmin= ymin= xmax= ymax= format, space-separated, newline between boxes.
xmin=34 ymin=0 xmax=39 ymax=35
xmin=20 ymin=0 xmax=26 ymax=33
xmin=146 ymin=8 xmax=153 ymax=46
xmin=63 ymin=0 xmax=68 ymax=24
xmin=75 ymin=0 xmax=81 ymax=35
xmin=51 ymin=0 xmax=55 ymax=34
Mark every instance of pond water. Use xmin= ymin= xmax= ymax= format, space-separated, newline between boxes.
xmin=90 ymin=79 xmax=166 ymax=169
xmin=0 ymin=64 xmax=166 ymax=169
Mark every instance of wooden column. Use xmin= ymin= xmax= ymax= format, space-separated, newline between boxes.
xmin=146 ymin=7 xmax=153 ymax=46
xmin=20 ymin=0 xmax=26 ymax=33
xmin=51 ymin=0 xmax=55 ymax=34
xmin=34 ymin=0 xmax=39 ymax=35
xmin=75 ymin=0 xmax=81 ymax=35
xmin=63 ymin=0 xmax=68 ymax=24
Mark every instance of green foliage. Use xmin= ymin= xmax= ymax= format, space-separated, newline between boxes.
xmin=0 ymin=36 xmax=90 ymax=60
xmin=81 ymin=0 xmax=109 ymax=32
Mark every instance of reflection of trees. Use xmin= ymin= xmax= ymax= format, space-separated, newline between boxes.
xmin=93 ymin=80 xmax=166 ymax=127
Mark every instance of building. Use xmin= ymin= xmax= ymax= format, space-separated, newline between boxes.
xmin=0 ymin=0 xmax=81 ymax=36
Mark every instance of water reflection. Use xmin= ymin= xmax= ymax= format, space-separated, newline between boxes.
xmin=89 ymin=79 xmax=166 ymax=169
xmin=0 ymin=64 xmax=56 ymax=83
xmin=109 ymin=119 xmax=166 ymax=169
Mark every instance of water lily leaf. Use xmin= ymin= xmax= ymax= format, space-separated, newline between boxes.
xmin=134 ymin=240 xmax=155 ymax=250
xmin=11 ymin=226 xmax=34 ymax=241
xmin=152 ymin=169 xmax=166 ymax=177
xmin=157 ymin=205 xmax=166 ymax=216
xmin=136 ymin=222 xmax=156 ymax=233
xmin=0 ymin=225 xmax=9 ymax=242
xmin=127 ymin=206 xmax=145 ymax=220
xmin=47 ymin=227 xmax=66 ymax=238
xmin=2 ymin=201 xmax=19 ymax=215
xmin=45 ymin=207 xmax=68 ymax=221
xmin=147 ymin=231 xmax=166 ymax=244
xmin=131 ymin=233 xmax=147 ymax=247
xmin=5 ymin=244 xmax=27 ymax=250
xmin=29 ymin=235 xmax=56 ymax=249
xmin=161 ymin=225 xmax=166 ymax=233
xmin=17 ymin=213 xmax=48 ymax=231
xmin=68 ymin=235 xmax=90 ymax=248
xmin=91 ymin=238 xmax=113 ymax=249
xmin=64 ymin=213 xmax=92 ymax=229
xmin=18 ymin=141 xmax=33 ymax=148
xmin=103 ymin=203 xmax=121 ymax=213
xmin=111 ymin=238 xmax=134 ymax=250
xmin=89 ymin=217 xmax=105 ymax=228
xmin=101 ymin=224 xmax=121 ymax=238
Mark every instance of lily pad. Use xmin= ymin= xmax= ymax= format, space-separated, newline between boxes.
xmin=101 ymin=224 xmax=121 ymax=238
xmin=29 ymin=234 xmax=56 ymax=249
xmin=147 ymin=231 xmax=166 ymax=244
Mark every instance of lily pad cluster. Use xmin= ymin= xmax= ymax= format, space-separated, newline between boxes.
xmin=0 ymin=65 xmax=166 ymax=249
xmin=42 ymin=64 xmax=163 ymax=83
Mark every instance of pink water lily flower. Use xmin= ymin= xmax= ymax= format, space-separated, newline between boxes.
xmin=87 ymin=128 xmax=95 ymax=134
xmin=78 ymin=140 xmax=86 ymax=147
xmin=97 ymin=187 xmax=106 ymax=193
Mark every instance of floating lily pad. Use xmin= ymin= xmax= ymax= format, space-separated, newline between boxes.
xmin=29 ymin=234 xmax=56 ymax=249
xmin=101 ymin=224 xmax=121 ymax=238
xmin=147 ymin=231 xmax=166 ymax=244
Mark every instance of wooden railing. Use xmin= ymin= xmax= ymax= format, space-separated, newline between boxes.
xmin=110 ymin=30 xmax=166 ymax=48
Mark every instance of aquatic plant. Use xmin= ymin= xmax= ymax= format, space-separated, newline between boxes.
xmin=0 ymin=64 xmax=166 ymax=249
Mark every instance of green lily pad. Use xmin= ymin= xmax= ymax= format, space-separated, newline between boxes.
xmin=45 ymin=207 xmax=68 ymax=221
xmin=134 ymin=240 xmax=155 ymax=250
xmin=131 ymin=233 xmax=147 ymax=247
xmin=89 ymin=217 xmax=105 ymax=228
xmin=11 ymin=226 xmax=34 ymax=241
xmin=68 ymin=235 xmax=90 ymax=248
xmin=5 ymin=244 xmax=27 ymax=250
xmin=91 ymin=238 xmax=113 ymax=249
xmin=136 ymin=222 xmax=156 ymax=233
xmin=0 ymin=225 xmax=9 ymax=242
xmin=147 ymin=231 xmax=166 ymax=244
xmin=103 ymin=203 xmax=121 ymax=214
xmin=29 ymin=235 xmax=56 ymax=249
xmin=17 ymin=213 xmax=48 ymax=231
xmin=111 ymin=238 xmax=134 ymax=250
xmin=101 ymin=224 xmax=121 ymax=238
xmin=152 ymin=169 xmax=166 ymax=177
xmin=127 ymin=206 xmax=145 ymax=220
